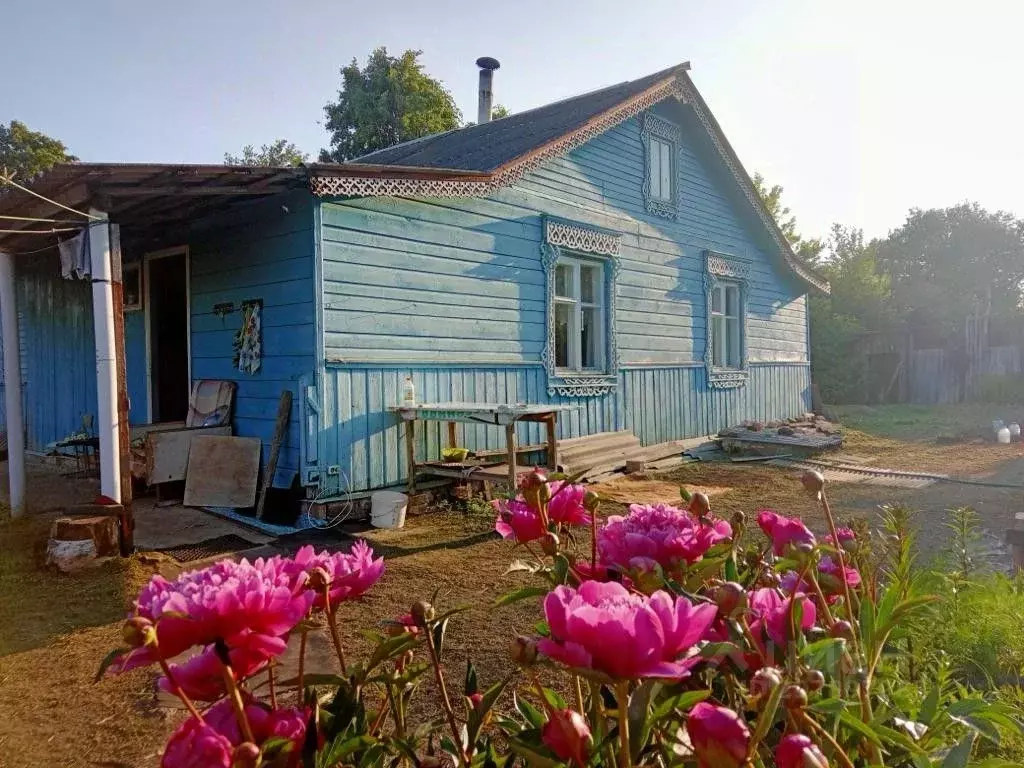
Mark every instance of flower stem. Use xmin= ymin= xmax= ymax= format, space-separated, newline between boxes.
xmin=806 ymin=570 xmax=837 ymax=627
xmin=267 ymin=660 xmax=278 ymax=708
xmin=219 ymin=658 xmax=255 ymax=744
xmin=615 ymin=681 xmax=632 ymax=768
xmin=297 ymin=628 xmax=308 ymax=700
xmin=323 ymin=587 xmax=348 ymax=675
xmin=818 ymin=490 xmax=860 ymax=658
xmin=155 ymin=655 xmax=205 ymax=724
xmin=798 ymin=711 xmax=856 ymax=768
xmin=590 ymin=504 xmax=599 ymax=570
xmin=424 ymin=620 xmax=466 ymax=766
xmin=574 ymin=675 xmax=586 ymax=715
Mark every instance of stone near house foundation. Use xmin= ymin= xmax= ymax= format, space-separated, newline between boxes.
xmin=47 ymin=515 xmax=119 ymax=572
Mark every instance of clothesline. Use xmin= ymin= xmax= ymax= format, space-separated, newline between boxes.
xmin=0 ymin=213 xmax=82 ymax=225
xmin=0 ymin=227 xmax=79 ymax=234
xmin=0 ymin=171 xmax=102 ymax=222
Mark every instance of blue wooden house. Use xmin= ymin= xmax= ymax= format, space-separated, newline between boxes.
xmin=0 ymin=62 xmax=826 ymax=509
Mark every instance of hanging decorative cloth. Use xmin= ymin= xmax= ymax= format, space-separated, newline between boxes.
xmin=233 ymin=299 xmax=262 ymax=374
xmin=57 ymin=228 xmax=91 ymax=280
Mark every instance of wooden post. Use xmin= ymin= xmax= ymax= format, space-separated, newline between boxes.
xmin=447 ymin=421 xmax=457 ymax=450
xmin=256 ymin=389 xmax=293 ymax=520
xmin=505 ymin=422 xmax=517 ymax=491
xmin=0 ymin=250 xmax=25 ymax=517
xmin=109 ymin=224 xmax=134 ymax=554
xmin=546 ymin=413 xmax=558 ymax=470
xmin=406 ymin=419 xmax=417 ymax=494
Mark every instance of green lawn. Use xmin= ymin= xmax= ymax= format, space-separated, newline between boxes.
xmin=832 ymin=403 xmax=1023 ymax=442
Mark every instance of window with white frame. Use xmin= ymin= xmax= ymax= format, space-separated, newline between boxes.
xmin=710 ymin=281 xmax=742 ymax=369
xmin=641 ymin=113 xmax=681 ymax=219
xmin=554 ymin=256 xmax=605 ymax=371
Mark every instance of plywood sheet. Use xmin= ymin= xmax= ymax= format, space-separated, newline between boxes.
xmin=183 ymin=436 xmax=262 ymax=508
xmin=147 ymin=426 xmax=232 ymax=484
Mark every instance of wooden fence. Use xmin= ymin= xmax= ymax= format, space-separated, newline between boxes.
xmin=906 ymin=345 xmax=1023 ymax=404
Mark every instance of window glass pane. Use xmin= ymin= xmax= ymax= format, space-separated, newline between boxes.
xmin=579 ymin=263 xmax=600 ymax=304
xmin=581 ymin=306 xmax=602 ymax=369
xmin=555 ymin=264 xmax=572 ymax=298
xmin=725 ymin=285 xmax=739 ymax=317
xmin=727 ymin=317 xmax=741 ymax=367
xmin=659 ymin=142 xmax=672 ymax=199
xmin=648 ymin=140 xmax=661 ymax=199
xmin=710 ymin=285 xmax=723 ymax=314
xmin=712 ymin=315 xmax=725 ymax=367
xmin=555 ymin=302 xmax=572 ymax=368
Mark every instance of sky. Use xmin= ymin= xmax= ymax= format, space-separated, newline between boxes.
xmin=2 ymin=0 xmax=1022 ymax=241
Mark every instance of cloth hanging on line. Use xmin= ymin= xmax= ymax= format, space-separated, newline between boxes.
xmin=233 ymin=300 xmax=262 ymax=375
xmin=57 ymin=228 xmax=91 ymax=280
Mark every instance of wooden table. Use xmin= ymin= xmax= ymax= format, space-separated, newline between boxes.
xmin=389 ymin=402 xmax=574 ymax=493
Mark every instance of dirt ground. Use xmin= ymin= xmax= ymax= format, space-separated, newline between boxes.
xmin=2 ymin=404 xmax=1024 ymax=766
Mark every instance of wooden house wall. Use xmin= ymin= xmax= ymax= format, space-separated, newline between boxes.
xmin=316 ymin=104 xmax=811 ymax=492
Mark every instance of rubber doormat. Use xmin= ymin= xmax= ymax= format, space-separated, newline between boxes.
xmin=156 ymin=534 xmax=256 ymax=563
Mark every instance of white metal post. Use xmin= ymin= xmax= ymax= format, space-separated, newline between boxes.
xmin=89 ymin=212 xmax=121 ymax=503
xmin=0 ymin=250 xmax=25 ymax=516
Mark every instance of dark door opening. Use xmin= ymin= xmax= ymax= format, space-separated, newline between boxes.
xmin=149 ymin=252 xmax=189 ymax=422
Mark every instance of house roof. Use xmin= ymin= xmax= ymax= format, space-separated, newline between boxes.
xmin=350 ymin=65 xmax=687 ymax=173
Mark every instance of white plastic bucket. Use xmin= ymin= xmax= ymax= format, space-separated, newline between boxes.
xmin=371 ymin=491 xmax=408 ymax=529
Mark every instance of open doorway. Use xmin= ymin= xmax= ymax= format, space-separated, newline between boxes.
xmin=145 ymin=247 xmax=190 ymax=422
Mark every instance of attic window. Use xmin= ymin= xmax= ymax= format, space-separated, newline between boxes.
xmin=641 ymin=113 xmax=681 ymax=219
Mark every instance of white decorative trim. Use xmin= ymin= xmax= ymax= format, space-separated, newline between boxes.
xmin=540 ymin=217 xmax=621 ymax=397
xmin=544 ymin=218 xmax=621 ymax=257
xmin=640 ymin=113 xmax=681 ymax=220
xmin=310 ymin=77 xmax=687 ymax=200
xmin=703 ymin=251 xmax=750 ymax=390
xmin=675 ymin=77 xmax=829 ymax=294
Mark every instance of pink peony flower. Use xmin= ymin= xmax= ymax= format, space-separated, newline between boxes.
xmin=277 ymin=542 xmax=385 ymax=610
xmin=776 ymin=734 xmax=829 ymax=768
xmin=537 ymin=581 xmax=716 ymax=679
xmin=686 ymin=702 xmax=750 ymax=768
xmin=757 ymin=511 xmax=816 ymax=556
xmin=547 ymin=482 xmax=591 ymax=526
xmin=493 ymin=498 xmax=545 ymax=543
xmin=160 ymin=716 xmax=233 ymax=768
xmin=749 ymin=588 xmax=817 ymax=649
xmin=598 ymin=503 xmax=732 ymax=577
xmin=542 ymin=708 xmax=592 ymax=765
xmin=818 ymin=556 xmax=861 ymax=593
xmin=162 ymin=700 xmax=308 ymax=768
xmin=113 ymin=559 xmax=315 ymax=675
xmin=159 ymin=645 xmax=269 ymax=701
xmin=825 ymin=527 xmax=856 ymax=549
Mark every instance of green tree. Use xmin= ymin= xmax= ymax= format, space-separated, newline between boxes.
xmin=490 ymin=104 xmax=511 ymax=120
xmin=320 ymin=48 xmax=462 ymax=162
xmin=0 ymin=120 xmax=75 ymax=179
xmin=224 ymin=139 xmax=308 ymax=167
xmin=751 ymin=172 xmax=824 ymax=263
xmin=873 ymin=203 xmax=1024 ymax=342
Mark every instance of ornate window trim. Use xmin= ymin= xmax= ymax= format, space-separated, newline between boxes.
xmin=540 ymin=216 xmax=621 ymax=397
xmin=703 ymin=250 xmax=750 ymax=389
xmin=640 ymin=113 xmax=681 ymax=219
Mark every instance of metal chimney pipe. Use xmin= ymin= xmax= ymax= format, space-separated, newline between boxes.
xmin=476 ymin=56 xmax=500 ymax=124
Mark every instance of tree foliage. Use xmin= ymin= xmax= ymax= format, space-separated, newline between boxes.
xmin=490 ymin=103 xmax=511 ymax=120
xmin=751 ymin=172 xmax=824 ymax=263
xmin=224 ymin=139 xmax=308 ymax=167
xmin=0 ymin=120 xmax=75 ymax=179
xmin=320 ymin=48 xmax=462 ymax=162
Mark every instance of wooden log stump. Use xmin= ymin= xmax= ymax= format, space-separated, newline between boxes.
xmin=47 ymin=515 xmax=119 ymax=572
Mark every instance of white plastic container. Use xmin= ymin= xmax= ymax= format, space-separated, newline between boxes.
xmin=371 ymin=491 xmax=408 ymax=529
xmin=1010 ymin=423 xmax=1021 ymax=439
xmin=997 ymin=426 xmax=1012 ymax=444
xmin=401 ymin=376 xmax=416 ymax=406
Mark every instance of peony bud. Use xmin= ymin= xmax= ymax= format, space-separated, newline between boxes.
xmin=712 ymin=582 xmax=748 ymax=617
xmin=730 ymin=510 xmax=746 ymax=528
xmin=749 ymin=667 xmax=783 ymax=699
xmin=801 ymin=470 xmax=825 ymax=498
xmin=830 ymin=620 xmax=855 ymax=642
xmin=122 ymin=616 xmax=155 ymax=648
xmin=509 ymin=635 xmax=538 ymax=666
xmin=232 ymin=742 xmax=260 ymax=767
xmin=541 ymin=532 xmax=560 ymax=557
xmin=686 ymin=702 xmax=750 ymax=768
xmin=776 ymin=734 xmax=829 ymax=768
xmin=467 ymin=692 xmax=483 ymax=709
xmin=582 ymin=490 xmax=600 ymax=512
xmin=782 ymin=684 xmax=808 ymax=710
xmin=308 ymin=566 xmax=332 ymax=592
xmin=520 ymin=468 xmax=549 ymax=490
xmin=688 ymin=492 xmax=711 ymax=519
xmin=542 ymin=709 xmax=593 ymax=764
xmin=803 ymin=669 xmax=826 ymax=692
xmin=411 ymin=601 xmax=435 ymax=626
